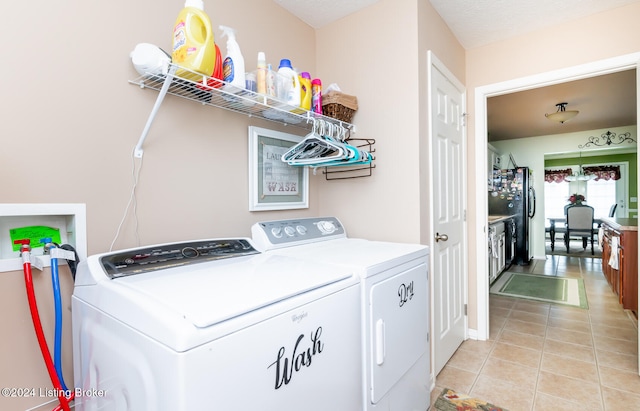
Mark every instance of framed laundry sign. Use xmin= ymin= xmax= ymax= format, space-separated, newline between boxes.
xmin=248 ymin=126 xmax=309 ymax=211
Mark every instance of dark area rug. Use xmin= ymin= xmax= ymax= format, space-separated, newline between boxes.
xmin=434 ymin=388 xmax=508 ymax=411
xmin=545 ymin=241 xmax=602 ymax=258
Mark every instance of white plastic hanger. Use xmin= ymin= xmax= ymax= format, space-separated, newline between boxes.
xmin=282 ymin=120 xmax=345 ymax=165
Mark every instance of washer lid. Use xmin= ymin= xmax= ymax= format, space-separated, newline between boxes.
xmin=108 ymin=253 xmax=355 ymax=329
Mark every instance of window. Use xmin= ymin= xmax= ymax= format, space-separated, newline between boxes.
xmin=586 ymin=179 xmax=616 ymax=218
xmin=544 ymin=180 xmax=570 ymax=219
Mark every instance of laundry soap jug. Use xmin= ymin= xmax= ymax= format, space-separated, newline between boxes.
xmin=220 ymin=25 xmax=246 ymax=91
xmin=277 ymin=59 xmax=300 ymax=107
xmin=171 ymin=0 xmax=216 ymax=81
xmin=299 ymin=72 xmax=312 ymax=111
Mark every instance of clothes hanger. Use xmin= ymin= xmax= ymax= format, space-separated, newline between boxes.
xmin=283 ymin=121 xmax=345 ymax=165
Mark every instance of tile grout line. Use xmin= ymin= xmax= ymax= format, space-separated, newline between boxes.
xmin=582 ymin=257 xmax=608 ymax=410
xmin=530 ymin=293 xmax=552 ymax=411
xmin=467 ymin=301 xmax=508 ymax=395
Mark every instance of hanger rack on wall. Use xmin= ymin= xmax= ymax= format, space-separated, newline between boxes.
xmin=130 ymin=63 xmax=375 ymax=179
xmin=322 ymin=138 xmax=376 ymax=180
xmin=129 ymin=63 xmax=355 ymax=158
xmin=282 ymin=118 xmax=375 ymax=179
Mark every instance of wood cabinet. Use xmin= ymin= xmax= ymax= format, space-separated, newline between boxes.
xmin=601 ymin=218 xmax=638 ymax=313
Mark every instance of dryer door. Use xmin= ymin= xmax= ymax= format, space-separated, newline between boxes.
xmin=369 ymin=262 xmax=429 ymax=404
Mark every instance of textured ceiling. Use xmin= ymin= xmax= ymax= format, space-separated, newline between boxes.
xmin=272 ymin=0 xmax=381 ymax=28
xmin=428 ymin=0 xmax=640 ymax=49
xmin=274 ymin=0 xmax=640 ymax=48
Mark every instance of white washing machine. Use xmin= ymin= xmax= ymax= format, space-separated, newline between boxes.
xmin=72 ymin=238 xmax=362 ymax=410
xmin=252 ymin=217 xmax=430 ymax=411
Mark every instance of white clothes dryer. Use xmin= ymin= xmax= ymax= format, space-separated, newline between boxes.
xmin=72 ymin=238 xmax=362 ymax=411
xmin=252 ymin=217 xmax=430 ymax=411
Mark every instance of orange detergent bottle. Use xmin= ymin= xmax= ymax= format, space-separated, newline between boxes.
xmin=171 ymin=0 xmax=216 ymax=81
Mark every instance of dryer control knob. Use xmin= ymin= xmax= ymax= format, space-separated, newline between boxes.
xmin=317 ymin=220 xmax=336 ymax=234
xmin=296 ymin=225 xmax=307 ymax=235
xmin=284 ymin=226 xmax=296 ymax=236
xmin=271 ymin=227 xmax=283 ymax=238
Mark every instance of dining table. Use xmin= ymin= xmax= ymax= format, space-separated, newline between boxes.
xmin=548 ymin=217 xmax=603 ymax=251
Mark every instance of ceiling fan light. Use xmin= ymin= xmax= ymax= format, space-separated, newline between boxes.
xmin=545 ymin=102 xmax=579 ymax=123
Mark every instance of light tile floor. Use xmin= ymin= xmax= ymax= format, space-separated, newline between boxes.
xmin=431 ymin=254 xmax=640 ymax=410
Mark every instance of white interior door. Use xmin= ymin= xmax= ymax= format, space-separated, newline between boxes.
xmin=428 ymin=52 xmax=467 ymax=376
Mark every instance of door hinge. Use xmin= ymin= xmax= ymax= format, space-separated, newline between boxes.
xmin=427 ymin=332 xmax=430 ymax=343
xmin=464 ymin=209 xmax=467 ymax=222
xmin=462 ymin=112 xmax=468 ymax=127
xmin=464 ymin=304 xmax=467 ymax=316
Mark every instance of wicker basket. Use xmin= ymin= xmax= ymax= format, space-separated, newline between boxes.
xmin=322 ymin=91 xmax=358 ymax=123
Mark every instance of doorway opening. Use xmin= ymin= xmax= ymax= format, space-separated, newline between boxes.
xmin=474 ymin=52 xmax=640 ymax=340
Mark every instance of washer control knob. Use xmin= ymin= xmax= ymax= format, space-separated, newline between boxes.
xmin=317 ymin=220 xmax=336 ymax=234
xmin=271 ymin=227 xmax=283 ymax=238
xmin=181 ymin=247 xmax=199 ymax=258
xmin=284 ymin=226 xmax=296 ymax=236
xmin=296 ymin=225 xmax=307 ymax=235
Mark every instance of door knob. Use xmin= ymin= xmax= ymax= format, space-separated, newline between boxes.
xmin=435 ymin=232 xmax=449 ymax=242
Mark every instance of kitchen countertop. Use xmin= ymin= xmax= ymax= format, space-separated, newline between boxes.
xmin=600 ymin=217 xmax=638 ymax=232
xmin=488 ymin=215 xmax=514 ymax=225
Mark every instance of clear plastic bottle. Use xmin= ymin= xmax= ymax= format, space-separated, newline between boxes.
xmin=256 ymin=52 xmax=267 ymax=94
xmin=266 ymin=64 xmax=276 ymax=98
xmin=171 ymin=0 xmax=216 ymax=81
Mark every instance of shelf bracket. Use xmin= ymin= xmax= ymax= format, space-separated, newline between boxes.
xmin=133 ymin=65 xmax=177 ymax=158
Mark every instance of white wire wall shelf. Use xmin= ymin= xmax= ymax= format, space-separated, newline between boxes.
xmin=129 ymin=63 xmax=355 ymax=158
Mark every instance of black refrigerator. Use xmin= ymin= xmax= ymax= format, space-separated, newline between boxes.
xmin=488 ymin=167 xmax=536 ymax=265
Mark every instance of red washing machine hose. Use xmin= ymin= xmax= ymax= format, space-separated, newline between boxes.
xmin=18 ymin=241 xmax=74 ymax=411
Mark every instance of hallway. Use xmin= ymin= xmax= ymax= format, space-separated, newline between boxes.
xmin=432 ymin=255 xmax=640 ymax=410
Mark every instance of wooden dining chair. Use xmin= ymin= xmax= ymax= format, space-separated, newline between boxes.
xmin=564 ymin=205 xmax=595 ymax=254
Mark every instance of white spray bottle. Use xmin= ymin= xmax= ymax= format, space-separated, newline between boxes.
xmin=220 ymin=25 xmax=246 ymax=91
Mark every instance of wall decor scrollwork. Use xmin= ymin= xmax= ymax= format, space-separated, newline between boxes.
xmin=578 ymin=130 xmax=636 ymax=148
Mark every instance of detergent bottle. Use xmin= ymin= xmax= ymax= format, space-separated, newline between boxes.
xmin=277 ymin=59 xmax=300 ymax=107
xmin=299 ymin=72 xmax=312 ymax=111
xmin=311 ymin=78 xmax=322 ymax=114
xmin=171 ymin=0 xmax=216 ymax=81
xmin=220 ymin=25 xmax=246 ymax=91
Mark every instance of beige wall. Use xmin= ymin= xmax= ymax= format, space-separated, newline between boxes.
xmin=315 ymin=0 xmax=464 ymax=244
xmin=1 ymin=1 xmax=312 ymax=409
xmin=465 ymin=2 xmax=640 ymax=330
xmin=315 ymin=0 xmax=423 ymax=243
xmin=1 ymin=0 xmax=318 ymax=254
xmin=1 ymin=0 xmax=464 ymax=408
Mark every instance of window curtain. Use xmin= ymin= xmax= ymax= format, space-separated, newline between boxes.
xmin=544 ymin=168 xmax=573 ymax=183
xmin=582 ymin=165 xmax=621 ymax=181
